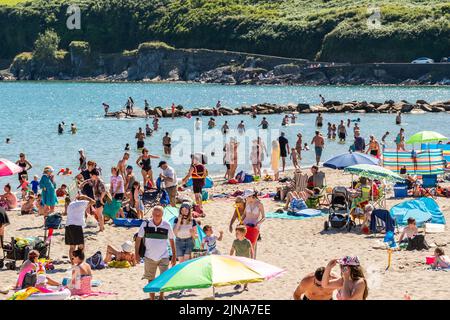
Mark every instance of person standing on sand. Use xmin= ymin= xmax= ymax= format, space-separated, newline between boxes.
xmin=295 ymin=133 xmax=303 ymax=158
xmin=158 ymin=161 xmax=177 ymax=207
xmin=162 ymin=132 xmax=172 ymax=155
xmin=182 ymin=155 xmax=207 ymax=210
xmin=271 ymin=140 xmax=280 ymax=180
xmin=135 ymin=127 xmax=146 ymax=150
xmin=117 ymin=152 xmax=130 ymax=180
xmin=316 ymin=113 xmax=323 ymax=128
xmin=223 ymin=142 xmax=231 ymax=180
xmin=135 ymin=206 xmax=176 ymax=301
xmin=338 ymin=120 xmax=347 ymax=142
xmin=293 ymin=267 xmax=336 ymax=300
xmin=65 ymin=194 xmax=95 ymax=262
xmin=39 ymin=166 xmax=58 ymax=217
xmin=278 ymin=132 xmax=290 ymax=172
xmin=79 ymin=169 xmax=106 ymax=232
xmin=229 ymin=138 xmax=239 ymax=179
xmin=311 ymin=131 xmax=325 ymax=166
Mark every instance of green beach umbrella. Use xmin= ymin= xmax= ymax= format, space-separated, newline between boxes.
xmin=344 ymin=164 xmax=405 ymax=183
xmin=406 ymin=131 xmax=448 ymax=144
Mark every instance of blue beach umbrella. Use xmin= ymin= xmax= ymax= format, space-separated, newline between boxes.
xmin=323 ymin=152 xmax=379 ymax=170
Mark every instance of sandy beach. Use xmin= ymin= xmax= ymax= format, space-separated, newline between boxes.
xmin=1 ymin=167 xmax=449 ymax=300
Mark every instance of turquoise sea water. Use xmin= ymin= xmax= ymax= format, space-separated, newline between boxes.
xmin=0 ymin=82 xmax=449 ymax=186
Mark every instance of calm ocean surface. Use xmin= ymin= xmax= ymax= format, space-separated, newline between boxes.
xmin=0 ymin=82 xmax=449 ymax=186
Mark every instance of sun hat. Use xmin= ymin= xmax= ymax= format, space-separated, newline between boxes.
xmin=121 ymin=241 xmax=133 ymax=253
xmin=79 ymin=148 xmax=84 ymax=152
xmin=243 ymin=189 xmax=255 ymax=199
xmin=43 ymin=166 xmax=54 ymax=173
xmin=337 ymin=256 xmax=360 ymax=266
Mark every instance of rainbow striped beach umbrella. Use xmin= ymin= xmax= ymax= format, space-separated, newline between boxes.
xmin=0 ymin=158 xmax=23 ymax=177
xmin=143 ymin=255 xmax=284 ymax=294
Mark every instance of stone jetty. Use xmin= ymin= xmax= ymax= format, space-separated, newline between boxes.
xmin=105 ymin=99 xmax=450 ymax=119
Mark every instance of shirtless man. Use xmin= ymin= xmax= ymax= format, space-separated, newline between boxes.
xmin=135 ymin=128 xmax=146 ymax=150
xmin=311 ymin=131 xmax=325 ymax=166
xmin=117 ymin=152 xmax=130 ymax=180
xmin=293 ymin=267 xmax=336 ymax=300
xmin=162 ymin=132 xmax=172 ymax=155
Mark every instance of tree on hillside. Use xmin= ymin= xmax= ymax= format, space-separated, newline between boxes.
xmin=33 ymin=29 xmax=60 ymax=62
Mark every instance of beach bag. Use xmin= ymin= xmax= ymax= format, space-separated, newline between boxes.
xmin=45 ymin=213 xmax=62 ymax=229
xmin=289 ymin=198 xmax=307 ymax=213
xmin=160 ymin=190 xmax=170 ymax=205
xmin=406 ymin=235 xmax=430 ymax=251
xmin=21 ymin=272 xmax=37 ymax=289
xmin=103 ymin=199 xmax=122 ymax=219
xmin=86 ymin=251 xmax=106 ymax=270
xmin=243 ymin=174 xmax=254 ymax=183
xmin=137 ymin=220 xmax=151 ymax=259
xmin=228 ymin=179 xmax=238 ymax=184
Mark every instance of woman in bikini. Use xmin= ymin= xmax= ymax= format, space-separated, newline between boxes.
xmin=136 ymin=148 xmax=159 ymax=189
xmin=69 ymin=249 xmax=93 ymax=295
xmin=322 ymin=256 xmax=368 ymax=300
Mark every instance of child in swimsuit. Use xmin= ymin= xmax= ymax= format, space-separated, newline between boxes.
xmin=432 ymin=247 xmax=450 ymax=269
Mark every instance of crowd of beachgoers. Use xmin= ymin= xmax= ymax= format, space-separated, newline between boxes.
xmin=0 ymin=96 xmax=449 ymax=301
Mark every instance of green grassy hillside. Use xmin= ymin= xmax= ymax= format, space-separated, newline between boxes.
xmin=1 ymin=0 xmax=449 ymax=62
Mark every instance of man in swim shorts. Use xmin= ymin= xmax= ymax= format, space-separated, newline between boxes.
xmin=311 ymin=131 xmax=325 ymax=166
xmin=135 ymin=128 xmax=145 ymax=150
xmin=338 ymin=120 xmax=347 ymax=142
xmin=293 ymin=267 xmax=336 ymax=300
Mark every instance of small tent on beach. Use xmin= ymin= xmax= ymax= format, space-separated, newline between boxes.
xmin=390 ymin=197 xmax=446 ymax=227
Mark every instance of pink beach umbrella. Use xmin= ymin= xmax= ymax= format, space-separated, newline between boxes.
xmin=0 ymin=158 xmax=23 ymax=177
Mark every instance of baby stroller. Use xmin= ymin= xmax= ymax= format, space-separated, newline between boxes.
xmin=0 ymin=237 xmax=49 ymax=270
xmin=324 ymin=186 xmax=353 ymax=231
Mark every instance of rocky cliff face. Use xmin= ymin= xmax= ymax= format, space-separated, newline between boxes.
xmin=5 ymin=44 xmax=450 ymax=85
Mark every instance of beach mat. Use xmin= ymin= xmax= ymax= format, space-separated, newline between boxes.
xmin=266 ymin=209 xmax=326 ymax=220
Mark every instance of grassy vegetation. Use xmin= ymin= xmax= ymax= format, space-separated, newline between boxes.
xmin=1 ymin=0 xmax=449 ymax=63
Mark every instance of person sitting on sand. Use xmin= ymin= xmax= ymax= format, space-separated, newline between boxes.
xmin=68 ymin=249 xmax=93 ymax=295
xmin=104 ymin=241 xmax=136 ymax=266
xmin=16 ymin=250 xmax=60 ymax=290
xmin=432 ymin=247 xmax=450 ymax=269
xmin=293 ymin=267 xmax=337 ymax=300
xmin=21 ymin=193 xmax=36 ymax=215
xmin=398 ymin=217 xmax=418 ymax=244
xmin=0 ymin=184 xmax=18 ymax=210
xmin=322 ymin=256 xmax=368 ymax=300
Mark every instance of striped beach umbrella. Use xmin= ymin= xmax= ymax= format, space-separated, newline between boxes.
xmin=143 ymin=255 xmax=284 ymax=295
xmin=0 ymin=158 xmax=23 ymax=177
xmin=344 ymin=164 xmax=405 ymax=182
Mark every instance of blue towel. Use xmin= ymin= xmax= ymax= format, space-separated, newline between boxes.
xmin=266 ymin=209 xmax=325 ymax=220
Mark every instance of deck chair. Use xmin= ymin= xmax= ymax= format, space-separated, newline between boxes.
xmin=420 ymin=175 xmax=438 ymax=198
xmin=370 ymin=209 xmax=396 ymax=234
xmin=372 ymin=185 xmax=386 ymax=209
xmin=351 ymin=186 xmax=371 ymax=209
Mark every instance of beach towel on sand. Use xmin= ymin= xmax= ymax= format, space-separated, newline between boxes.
xmin=266 ymin=209 xmax=325 ymax=220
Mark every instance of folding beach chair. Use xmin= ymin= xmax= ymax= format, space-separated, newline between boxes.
xmin=419 ymin=174 xmax=438 ymax=198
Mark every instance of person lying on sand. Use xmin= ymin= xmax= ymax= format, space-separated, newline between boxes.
xmin=104 ymin=241 xmax=136 ymax=266
xmin=293 ymin=267 xmax=336 ymax=300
